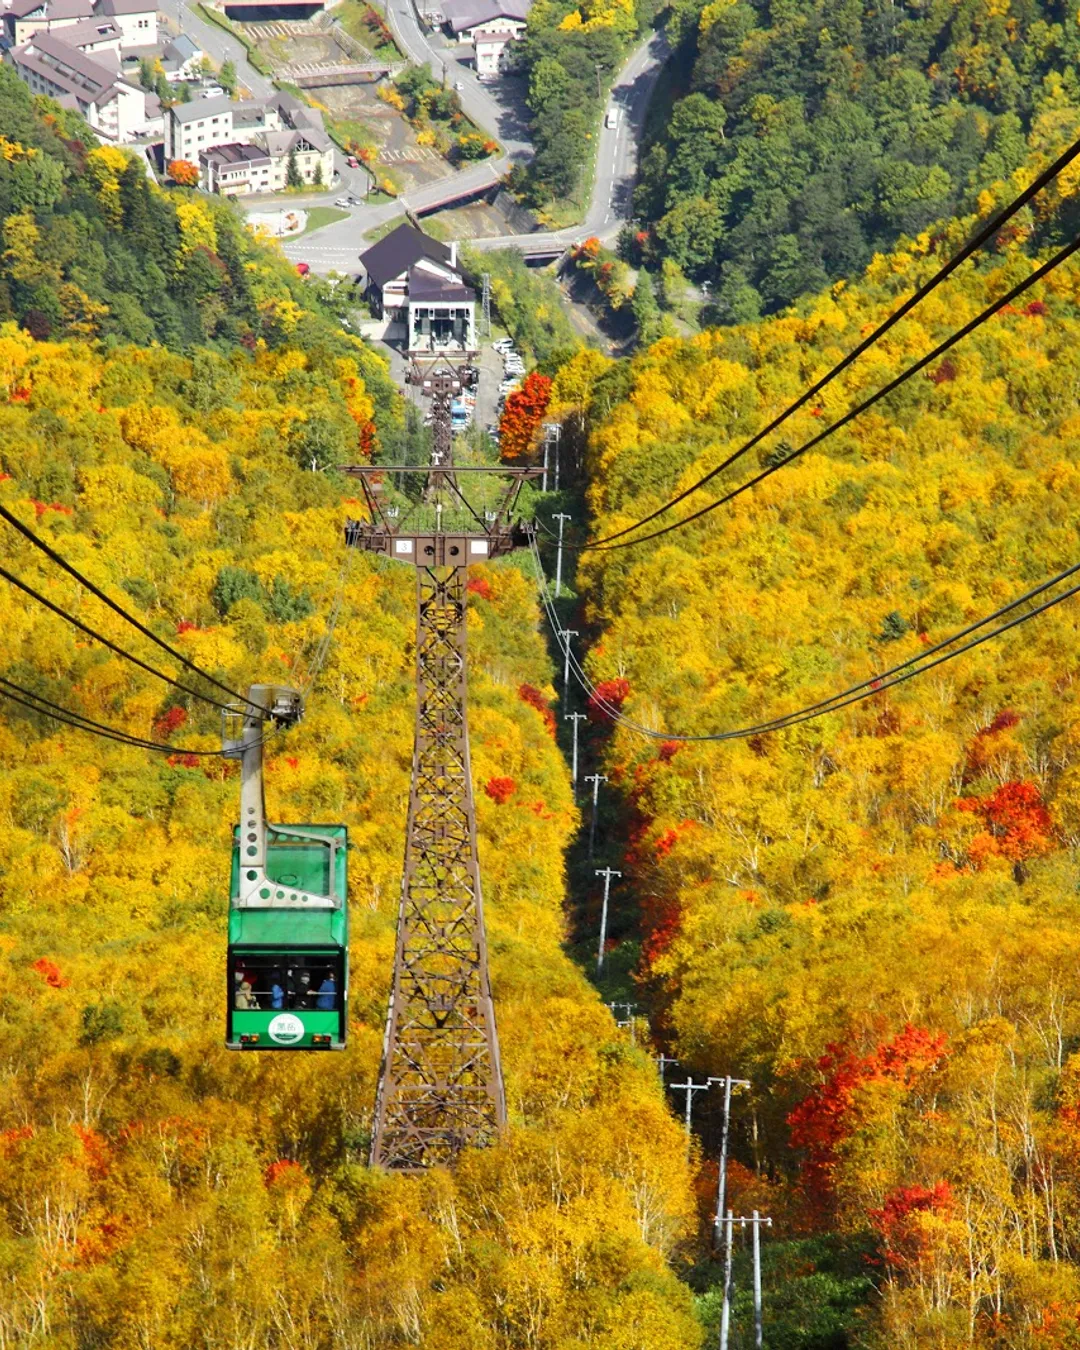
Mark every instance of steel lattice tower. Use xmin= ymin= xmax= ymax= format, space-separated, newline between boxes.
xmin=343 ymin=367 xmax=539 ymax=1170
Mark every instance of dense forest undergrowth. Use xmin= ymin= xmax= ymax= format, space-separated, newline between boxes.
xmin=630 ymin=0 xmax=1080 ymax=321
xmin=572 ymin=217 xmax=1080 ymax=1344
xmin=0 ymin=71 xmax=703 ymax=1349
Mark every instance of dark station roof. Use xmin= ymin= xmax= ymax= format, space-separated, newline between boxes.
xmin=407 ymin=266 xmax=475 ymax=304
xmin=359 ymin=222 xmax=453 ymax=287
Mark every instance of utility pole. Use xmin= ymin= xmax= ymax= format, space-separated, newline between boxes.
xmin=708 ymin=1075 xmax=751 ymax=1249
xmin=543 ymin=422 xmax=562 ymax=492
xmin=343 ymin=363 xmax=542 ymax=1170
xmin=670 ymin=1076 xmax=710 ymax=1147
xmin=584 ymin=771 xmax=607 ymax=858
xmin=559 ymin=628 xmax=579 ymax=710
xmin=655 ymin=1052 xmax=678 ymax=1083
xmin=564 ymin=711 xmax=586 ymax=790
xmin=552 ymin=512 xmax=571 ymax=598
xmin=607 ymin=1000 xmax=636 ymax=1019
xmin=595 ymin=867 xmax=621 ymax=974
xmin=719 ymin=1212 xmax=772 ymax=1350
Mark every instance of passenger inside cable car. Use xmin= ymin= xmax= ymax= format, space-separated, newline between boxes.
xmin=231 ymin=953 xmax=342 ymax=1011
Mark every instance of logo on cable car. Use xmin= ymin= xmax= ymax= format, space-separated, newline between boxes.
xmin=268 ymin=1014 xmax=305 ymax=1044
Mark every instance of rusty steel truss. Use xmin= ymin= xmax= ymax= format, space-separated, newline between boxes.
xmin=342 ymin=373 xmax=541 ymax=1170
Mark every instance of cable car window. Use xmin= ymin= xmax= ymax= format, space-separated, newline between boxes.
xmin=231 ymin=953 xmax=342 ymax=1011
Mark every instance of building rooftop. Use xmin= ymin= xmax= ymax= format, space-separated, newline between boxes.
xmin=202 ymin=141 xmax=270 ymax=165
xmin=96 ymin=0 xmax=156 ymax=14
xmin=360 ymin=222 xmax=454 ymax=287
xmin=441 ymin=0 xmax=528 ymax=33
xmin=408 ymin=266 xmax=475 ymax=304
xmin=15 ymin=29 xmax=126 ymax=96
xmin=262 ymin=125 xmax=331 ymax=157
xmin=163 ymin=32 xmax=200 ymax=60
xmin=58 ymin=15 xmax=122 ymax=46
xmin=170 ymin=92 xmax=235 ymax=122
xmin=7 ymin=0 xmax=93 ymax=20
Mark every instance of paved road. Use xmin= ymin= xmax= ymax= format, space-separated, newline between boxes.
xmin=469 ymin=28 xmax=669 ymax=252
xmin=267 ymin=8 xmax=668 ymax=274
xmin=382 ymin=0 xmax=532 ymax=161
xmin=160 ymin=0 xmax=274 ymax=98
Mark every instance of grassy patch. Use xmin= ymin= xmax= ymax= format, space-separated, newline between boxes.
xmin=362 ymin=213 xmax=408 ymax=243
xmin=299 ymin=206 xmax=350 ymax=235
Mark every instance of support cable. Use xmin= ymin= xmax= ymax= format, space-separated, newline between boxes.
xmin=0 ymin=675 xmax=235 ymax=755
xmin=585 ymin=134 xmax=1080 ymax=550
xmin=0 ymin=503 xmax=261 ymax=713
xmin=587 ymin=233 xmax=1080 ymax=553
xmin=0 ymin=562 xmax=245 ymax=714
xmin=530 ymin=536 xmax=1080 ymax=742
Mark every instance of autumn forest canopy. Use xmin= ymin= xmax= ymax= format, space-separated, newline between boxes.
xmin=6 ymin=4 xmax=1080 ymax=1344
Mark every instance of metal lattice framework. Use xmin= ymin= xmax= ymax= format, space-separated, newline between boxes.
xmin=342 ymin=369 xmax=541 ymax=1170
xmin=369 ymin=564 xmax=506 ymax=1167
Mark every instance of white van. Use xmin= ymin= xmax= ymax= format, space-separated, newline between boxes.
xmin=605 ymin=107 xmax=618 ymax=129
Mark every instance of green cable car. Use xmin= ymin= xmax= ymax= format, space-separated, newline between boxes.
xmin=224 ymin=686 xmax=348 ymax=1051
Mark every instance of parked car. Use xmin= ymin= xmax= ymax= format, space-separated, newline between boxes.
xmin=346 ymin=155 xmax=359 ymax=168
xmin=492 ymin=338 xmax=515 ymax=353
xmin=334 ymin=197 xmax=352 ymax=207
xmin=605 ymin=107 xmax=618 ymax=129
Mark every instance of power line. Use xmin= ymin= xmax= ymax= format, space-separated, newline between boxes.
xmin=0 ymin=561 xmax=242 ymax=714
xmin=0 ymin=674 xmax=283 ymax=758
xmin=0 ymin=676 xmax=222 ymax=755
xmin=588 ymin=232 xmax=1080 ymax=552
xmin=530 ymin=535 xmax=1080 ymax=742
xmin=586 ymin=132 xmax=1080 ymax=550
xmin=0 ymin=503 xmax=260 ymax=713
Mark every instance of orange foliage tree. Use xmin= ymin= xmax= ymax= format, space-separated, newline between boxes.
xmin=168 ymin=159 xmax=199 ymax=186
xmin=498 ymin=371 xmax=552 ymax=460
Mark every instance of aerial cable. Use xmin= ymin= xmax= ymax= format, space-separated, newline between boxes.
xmin=0 ymin=675 xmax=224 ymax=754
xmin=299 ymin=548 xmax=356 ymax=695
xmin=0 ymin=503 xmax=261 ymax=714
xmin=529 ymin=535 xmax=1080 ymax=742
xmin=0 ymin=675 xmax=283 ymax=756
xmin=587 ymin=231 xmax=1080 ymax=552
xmin=585 ymin=130 xmax=1080 ymax=551
xmin=0 ymin=561 xmax=244 ymax=714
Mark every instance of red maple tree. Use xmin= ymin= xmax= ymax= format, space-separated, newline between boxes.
xmin=484 ymin=776 xmax=515 ymax=804
xmin=787 ymin=1025 xmax=948 ymax=1211
xmin=518 ymin=683 xmax=556 ymax=735
xmin=587 ymin=677 xmax=630 ymax=724
xmin=956 ymin=779 xmax=1054 ymax=865
xmin=871 ymin=1180 xmax=954 ymax=1269
xmin=499 ymin=372 xmax=552 ymax=461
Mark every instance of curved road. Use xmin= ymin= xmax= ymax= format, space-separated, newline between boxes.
xmin=278 ymin=13 xmax=669 ymax=274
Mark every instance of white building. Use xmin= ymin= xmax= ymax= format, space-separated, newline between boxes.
xmin=358 ymin=223 xmax=476 ymax=355
xmin=10 ymin=29 xmax=155 ymax=141
xmin=193 ymin=93 xmax=334 ymax=192
xmin=161 ymin=32 xmax=203 ymax=81
xmin=440 ymin=0 xmax=527 ymax=43
xmin=94 ymin=0 xmax=156 ymax=48
xmin=3 ymin=0 xmax=93 ymax=46
xmin=473 ymin=26 xmax=518 ymax=75
xmin=165 ymin=92 xmax=235 ymax=163
xmin=200 ymin=141 xmax=273 ymax=194
xmin=52 ymin=13 xmax=122 ymax=55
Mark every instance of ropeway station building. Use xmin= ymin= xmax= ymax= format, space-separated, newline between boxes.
xmin=357 ymin=222 xmax=477 ymax=357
